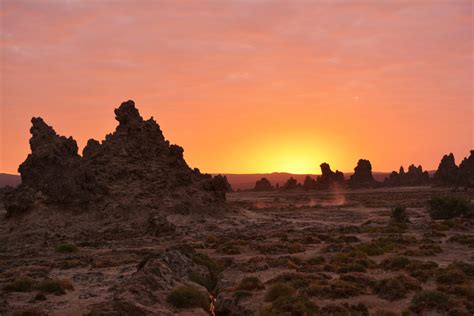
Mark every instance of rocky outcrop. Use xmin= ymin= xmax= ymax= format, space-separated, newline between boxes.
xmin=316 ymin=163 xmax=345 ymax=189
xmin=303 ymin=175 xmax=317 ymax=190
xmin=88 ymin=248 xmax=210 ymax=315
xmin=4 ymin=100 xmax=227 ymax=217
xmin=348 ymin=159 xmax=376 ymax=188
xmin=282 ymin=177 xmax=300 ymax=190
xmin=434 ymin=153 xmax=458 ymax=186
xmin=459 ymin=150 xmax=474 ymax=188
xmin=384 ymin=164 xmax=430 ymax=186
xmin=253 ymin=177 xmax=274 ymax=191
xmin=212 ymin=175 xmax=233 ymax=192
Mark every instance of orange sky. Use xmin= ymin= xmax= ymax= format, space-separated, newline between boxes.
xmin=1 ymin=1 xmax=473 ymax=175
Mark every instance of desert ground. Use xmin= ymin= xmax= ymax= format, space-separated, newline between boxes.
xmin=1 ymin=187 xmax=473 ymax=315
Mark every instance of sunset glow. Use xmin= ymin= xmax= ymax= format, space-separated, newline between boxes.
xmin=1 ymin=1 xmax=473 ymax=174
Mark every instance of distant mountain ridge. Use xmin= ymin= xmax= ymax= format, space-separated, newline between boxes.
xmin=0 ymin=173 xmax=21 ymax=187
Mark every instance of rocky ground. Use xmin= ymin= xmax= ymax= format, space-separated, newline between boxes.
xmin=1 ymin=187 xmax=473 ymax=315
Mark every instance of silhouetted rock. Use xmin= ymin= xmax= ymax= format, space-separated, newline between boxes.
xmin=384 ymin=164 xmax=430 ymax=186
xmin=303 ymin=175 xmax=317 ymax=190
xmin=459 ymin=150 xmax=474 ymax=188
xmin=434 ymin=153 xmax=458 ymax=186
xmin=210 ymin=174 xmax=233 ymax=193
xmin=253 ymin=177 xmax=274 ymax=191
xmin=282 ymin=177 xmax=301 ymax=190
xmin=4 ymin=100 xmax=226 ymax=217
xmin=349 ymin=159 xmax=376 ymax=188
xmin=316 ymin=163 xmax=345 ymax=189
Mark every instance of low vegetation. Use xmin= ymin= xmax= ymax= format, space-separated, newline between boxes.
xmin=410 ymin=290 xmax=451 ymax=313
xmin=3 ymin=278 xmax=35 ymax=292
xmin=373 ymin=278 xmax=408 ymax=301
xmin=3 ymin=277 xmax=73 ymax=295
xmin=264 ymin=283 xmax=294 ymax=302
xmin=167 ymin=286 xmax=209 ymax=310
xmin=391 ymin=206 xmax=409 ymax=223
xmin=237 ymin=276 xmax=264 ymax=291
xmin=428 ymin=196 xmax=473 ymax=220
xmin=54 ymin=243 xmax=78 ymax=253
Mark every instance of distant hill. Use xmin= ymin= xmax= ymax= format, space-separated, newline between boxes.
xmin=0 ymin=173 xmax=21 ymax=187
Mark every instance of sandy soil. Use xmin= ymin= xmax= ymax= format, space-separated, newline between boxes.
xmin=0 ymin=187 xmax=473 ymax=315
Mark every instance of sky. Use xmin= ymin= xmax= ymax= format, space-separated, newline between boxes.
xmin=1 ymin=0 xmax=473 ymax=175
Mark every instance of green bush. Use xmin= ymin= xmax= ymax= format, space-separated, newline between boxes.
xmin=428 ymin=196 xmax=473 ymax=220
xmin=189 ymin=272 xmax=214 ymax=291
xmin=237 ymin=276 xmax=264 ymax=291
xmin=270 ymin=295 xmax=319 ymax=315
xmin=54 ymin=243 xmax=78 ymax=253
xmin=264 ymin=283 xmax=294 ymax=302
xmin=167 ymin=286 xmax=209 ymax=310
xmin=35 ymin=279 xmax=72 ymax=294
xmin=357 ymin=239 xmax=394 ymax=256
xmin=3 ymin=278 xmax=34 ymax=292
xmin=380 ymin=256 xmax=411 ymax=271
xmin=373 ymin=278 xmax=407 ymax=301
xmin=410 ymin=290 xmax=451 ymax=313
xmin=391 ymin=206 xmax=409 ymax=223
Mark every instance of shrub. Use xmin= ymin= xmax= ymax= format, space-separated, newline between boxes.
xmin=189 ymin=272 xmax=214 ymax=291
xmin=54 ymin=243 xmax=78 ymax=253
xmin=435 ymin=268 xmax=466 ymax=285
xmin=306 ymin=256 xmax=326 ymax=265
xmin=448 ymin=234 xmax=474 ymax=247
xmin=391 ymin=206 xmax=409 ymax=223
xmin=357 ymin=239 xmax=394 ymax=256
xmin=380 ymin=256 xmax=411 ymax=270
xmin=307 ymin=279 xmax=365 ymax=299
xmin=167 ymin=286 xmax=209 ymax=310
xmin=217 ymin=242 xmax=240 ymax=255
xmin=192 ymin=253 xmax=219 ymax=271
xmin=234 ymin=290 xmax=252 ymax=301
xmin=407 ymin=260 xmax=439 ymax=282
xmin=373 ymin=278 xmax=407 ymax=301
xmin=237 ymin=276 xmax=264 ymax=291
xmin=448 ymin=261 xmax=474 ymax=277
xmin=264 ymin=283 xmax=294 ymax=302
xmin=410 ymin=290 xmax=451 ymax=313
xmin=35 ymin=279 xmax=72 ymax=294
xmin=3 ymin=278 xmax=34 ymax=292
xmin=270 ymin=296 xmax=319 ymax=315
xmin=428 ymin=196 xmax=473 ymax=220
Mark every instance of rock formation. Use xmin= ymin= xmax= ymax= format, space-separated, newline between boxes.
xmin=4 ymin=100 xmax=227 ymax=217
xmin=458 ymin=150 xmax=474 ymax=188
xmin=303 ymin=175 xmax=317 ymax=190
xmin=253 ymin=177 xmax=274 ymax=191
xmin=316 ymin=163 xmax=345 ymax=189
xmin=348 ymin=159 xmax=376 ymax=188
xmin=433 ymin=153 xmax=458 ymax=186
xmin=212 ymin=174 xmax=233 ymax=192
xmin=282 ymin=177 xmax=300 ymax=190
xmin=384 ymin=164 xmax=430 ymax=186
